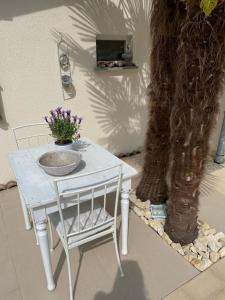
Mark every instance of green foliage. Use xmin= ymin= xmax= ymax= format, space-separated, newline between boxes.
xmin=200 ymin=0 xmax=218 ymax=16
xmin=45 ymin=107 xmax=82 ymax=144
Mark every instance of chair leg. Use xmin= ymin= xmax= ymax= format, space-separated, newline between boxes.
xmin=65 ymin=249 xmax=73 ymax=300
xmin=30 ymin=209 xmax=39 ymax=245
xmin=47 ymin=216 xmax=54 ymax=252
xmin=113 ymin=231 xmax=124 ymax=277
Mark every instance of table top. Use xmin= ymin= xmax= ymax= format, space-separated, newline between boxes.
xmin=8 ymin=138 xmax=138 ymax=208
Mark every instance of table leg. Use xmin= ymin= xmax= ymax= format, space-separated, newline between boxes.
xmin=19 ymin=190 xmax=32 ymax=230
xmin=121 ymin=189 xmax=130 ymax=255
xmin=36 ymin=222 xmax=55 ymax=291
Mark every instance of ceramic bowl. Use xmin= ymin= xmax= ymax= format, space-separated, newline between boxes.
xmin=38 ymin=150 xmax=81 ymax=176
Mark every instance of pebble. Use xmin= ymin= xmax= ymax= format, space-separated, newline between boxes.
xmin=182 ymin=245 xmax=191 ymax=255
xmin=219 ymin=247 xmax=225 ymax=258
xmin=194 ymin=240 xmax=207 ymax=252
xmin=210 ymin=251 xmax=220 ymax=263
xmin=203 ymin=228 xmax=217 ymax=236
xmin=214 ymin=232 xmax=225 ymax=241
xmin=208 ymin=239 xmax=222 ymax=253
xmin=162 ymin=232 xmax=172 ymax=245
xmin=149 ymin=219 xmax=164 ymax=236
xmin=191 ymin=258 xmax=212 ymax=272
xmin=184 ymin=252 xmax=198 ymax=262
xmin=144 ymin=210 xmax=152 ymax=219
xmin=190 ymin=245 xmax=198 ymax=254
xmin=219 ymin=237 xmax=225 ymax=247
xmin=201 ymin=222 xmax=210 ymax=231
xmin=171 ymin=243 xmax=185 ymax=255
xmin=133 ymin=206 xmax=144 ymax=217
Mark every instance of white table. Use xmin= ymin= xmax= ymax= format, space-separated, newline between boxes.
xmin=8 ymin=138 xmax=138 ymax=291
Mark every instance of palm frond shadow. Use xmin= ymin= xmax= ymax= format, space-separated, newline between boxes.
xmin=200 ymin=161 xmax=225 ymax=197
xmin=52 ymin=0 xmax=151 ymax=153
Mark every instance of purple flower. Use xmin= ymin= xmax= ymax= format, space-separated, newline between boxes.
xmin=66 ymin=109 xmax=71 ymax=116
xmin=56 ymin=106 xmax=62 ymax=114
xmin=78 ymin=117 xmax=83 ymax=124
xmin=50 ymin=110 xmax=56 ymax=118
xmin=61 ymin=110 xmax=66 ymax=119
xmin=44 ymin=116 xmax=49 ymax=123
xmin=72 ymin=115 xmax=77 ymax=122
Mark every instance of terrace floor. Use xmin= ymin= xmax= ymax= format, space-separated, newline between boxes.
xmin=1 ymin=155 xmax=225 ymax=300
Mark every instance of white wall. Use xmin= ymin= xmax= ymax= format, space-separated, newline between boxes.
xmin=0 ymin=0 xmax=150 ymax=182
xmin=0 ymin=0 xmax=224 ymax=183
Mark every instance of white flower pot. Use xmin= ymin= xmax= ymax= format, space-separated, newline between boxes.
xmin=54 ymin=141 xmax=75 ymax=151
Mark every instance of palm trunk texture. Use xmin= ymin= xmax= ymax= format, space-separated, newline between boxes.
xmin=137 ymin=0 xmax=225 ymax=245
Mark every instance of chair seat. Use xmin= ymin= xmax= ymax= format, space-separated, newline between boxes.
xmin=48 ymin=201 xmax=114 ymax=249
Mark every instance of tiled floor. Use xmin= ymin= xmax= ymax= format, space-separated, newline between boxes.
xmin=1 ymin=155 xmax=225 ymax=300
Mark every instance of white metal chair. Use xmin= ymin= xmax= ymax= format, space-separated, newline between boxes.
xmin=48 ymin=165 xmax=124 ymax=300
xmin=12 ymin=123 xmax=51 ymax=244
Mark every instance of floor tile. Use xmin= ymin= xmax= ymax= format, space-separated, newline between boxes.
xmin=0 ymin=239 xmax=20 ymax=296
xmin=181 ymin=269 xmax=224 ymax=300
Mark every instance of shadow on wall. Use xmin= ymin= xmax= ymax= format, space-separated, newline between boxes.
xmin=53 ymin=0 xmax=151 ymax=153
xmin=94 ymin=260 xmax=149 ymax=300
xmin=0 ymin=0 xmax=65 ymax=20
xmin=0 ymin=86 xmax=9 ymax=130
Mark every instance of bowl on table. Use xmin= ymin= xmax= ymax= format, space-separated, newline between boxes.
xmin=38 ymin=150 xmax=82 ymax=176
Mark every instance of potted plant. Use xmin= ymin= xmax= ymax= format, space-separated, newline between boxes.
xmin=44 ymin=107 xmax=82 ymax=150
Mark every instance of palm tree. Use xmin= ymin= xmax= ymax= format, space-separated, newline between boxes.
xmin=137 ymin=0 xmax=225 ymax=245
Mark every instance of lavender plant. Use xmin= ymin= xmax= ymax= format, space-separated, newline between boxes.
xmin=44 ymin=107 xmax=82 ymax=145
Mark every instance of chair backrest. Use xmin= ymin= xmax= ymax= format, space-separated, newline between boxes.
xmin=12 ymin=123 xmax=51 ymax=149
xmin=54 ymin=165 xmax=122 ymax=246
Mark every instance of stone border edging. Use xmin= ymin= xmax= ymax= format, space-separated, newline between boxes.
xmin=130 ymin=191 xmax=225 ymax=272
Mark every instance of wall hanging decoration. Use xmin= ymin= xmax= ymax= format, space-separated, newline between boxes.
xmin=57 ymin=34 xmax=75 ymax=100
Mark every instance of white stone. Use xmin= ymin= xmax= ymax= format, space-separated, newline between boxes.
xmin=144 ymin=210 xmax=152 ymax=219
xmin=208 ymin=239 xmax=222 ymax=253
xmin=171 ymin=243 xmax=185 ymax=255
xmin=157 ymin=226 xmax=164 ymax=237
xmin=141 ymin=216 xmax=149 ymax=225
xmin=184 ymin=252 xmax=198 ymax=262
xmin=202 ymin=252 xmax=210 ymax=260
xmin=210 ymin=251 xmax=220 ymax=263
xmin=145 ymin=200 xmax=151 ymax=210
xmin=190 ymin=245 xmax=198 ymax=254
xmin=194 ymin=240 xmax=207 ymax=252
xmin=204 ymin=228 xmax=217 ymax=236
xmin=199 ymin=236 xmax=210 ymax=246
xmin=219 ymin=237 xmax=225 ymax=247
xmin=197 ymin=250 xmax=205 ymax=257
xmin=219 ymin=247 xmax=225 ymax=258
xmin=200 ymin=222 xmax=210 ymax=231
xmin=129 ymin=193 xmax=137 ymax=203
xmin=162 ymin=232 xmax=172 ymax=245
xmin=214 ymin=232 xmax=225 ymax=241
xmin=149 ymin=219 xmax=164 ymax=236
xmin=133 ymin=206 xmax=144 ymax=217
xmin=182 ymin=245 xmax=191 ymax=255
xmin=191 ymin=258 xmax=212 ymax=272
xmin=198 ymin=220 xmax=205 ymax=226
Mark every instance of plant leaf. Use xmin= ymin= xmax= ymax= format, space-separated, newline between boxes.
xmin=200 ymin=0 xmax=218 ymax=16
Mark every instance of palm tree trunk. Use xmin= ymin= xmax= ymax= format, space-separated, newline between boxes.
xmin=136 ymin=0 xmax=179 ymax=204
xmin=164 ymin=1 xmax=225 ymax=245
